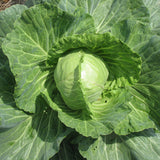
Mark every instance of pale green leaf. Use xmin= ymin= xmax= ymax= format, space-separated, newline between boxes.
xmin=0 ymin=96 xmax=71 ymax=160
xmin=54 ymin=0 xmax=149 ymax=33
xmin=79 ymin=129 xmax=160 ymax=160
xmin=0 ymin=4 xmax=27 ymax=47
xmin=143 ymin=0 xmax=160 ymax=35
xmin=133 ymin=36 xmax=160 ymax=127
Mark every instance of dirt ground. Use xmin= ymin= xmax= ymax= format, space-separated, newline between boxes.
xmin=0 ymin=0 xmax=25 ymax=11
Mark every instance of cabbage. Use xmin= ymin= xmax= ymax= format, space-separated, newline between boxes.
xmin=0 ymin=1 xmax=160 ymax=160
xmin=54 ymin=50 xmax=109 ymax=111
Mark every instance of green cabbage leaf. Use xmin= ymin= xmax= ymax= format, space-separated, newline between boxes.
xmin=0 ymin=5 xmax=71 ymax=159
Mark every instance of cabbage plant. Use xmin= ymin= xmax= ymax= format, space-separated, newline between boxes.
xmin=0 ymin=0 xmax=160 ymax=159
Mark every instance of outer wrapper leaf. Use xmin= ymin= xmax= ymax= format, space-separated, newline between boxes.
xmin=133 ymin=36 xmax=160 ymax=127
xmin=0 ymin=96 xmax=71 ymax=160
xmin=53 ymin=0 xmax=150 ymax=33
xmin=0 ymin=5 xmax=27 ymax=47
xmin=143 ymin=0 xmax=160 ymax=35
xmin=111 ymin=20 xmax=160 ymax=130
xmin=0 ymin=5 xmax=71 ymax=159
xmin=0 ymin=47 xmax=71 ymax=160
xmin=0 ymin=5 xmax=28 ymax=128
xmin=2 ymin=4 xmax=70 ymax=113
xmin=78 ymin=129 xmax=160 ymax=160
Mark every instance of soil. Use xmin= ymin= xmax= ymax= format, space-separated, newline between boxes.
xmin=0 ymin=0 xmax=25 ymax=11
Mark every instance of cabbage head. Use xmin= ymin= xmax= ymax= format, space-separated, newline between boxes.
xmin=54 ymin=50 xmax=109 ymax=112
